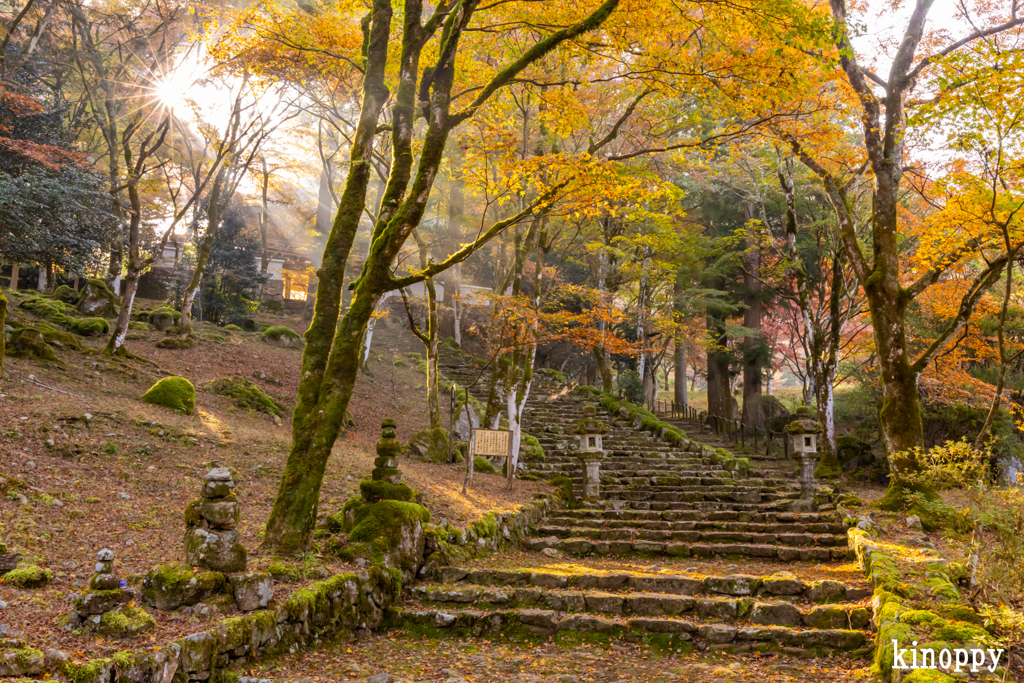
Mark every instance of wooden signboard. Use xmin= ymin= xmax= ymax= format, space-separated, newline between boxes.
xmin=472 ymin=429 xmax=512 ymax=457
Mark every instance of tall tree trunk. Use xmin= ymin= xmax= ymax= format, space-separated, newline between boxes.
xmin=673 ymin=267 xmax=687 ymax=408
xmin=706 ymin=268 xmax=731 ymax=419
xmin=741 ymin=203 xmax=763 ymax=428
xmin=263 ymin=0 xmax=620 ymax=551
xmin=260 ymin=158 xmax=271 ymax=273
xmin=36 ymin=264 xmax=46 ymax=292
xmin=976 ymin=254 xmax=1015 ymax=450
xmin=8 ymin=263 xmax=18 ymax=290
xmin=179 ymin=176 xmax=224 ymax=337
xmin=447 ymin=154 xmax=465 ymax=345
xmin=0 ymin=289 xmax=7 ymax=374
xmin=263 ymin=0 xmax=395 ymax=553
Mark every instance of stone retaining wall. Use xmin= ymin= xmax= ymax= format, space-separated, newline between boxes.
xmin=33 ymin=497 xmax=558 ymax=683
xmin=848 ymin=526 xmax=1006 ymax=682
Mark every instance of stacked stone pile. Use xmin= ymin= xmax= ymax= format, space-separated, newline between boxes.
xmin=65 ymin=549 xmax=154 ymax=635
xmin=185 ymin=468 xmax=247 ymax=573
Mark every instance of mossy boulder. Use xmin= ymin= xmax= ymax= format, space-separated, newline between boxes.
xmin=52 ymin=284 xmax=78 ymax=303
xmin=2 ymin=564 xmax=51 ymax=588
xmin=201 ymin=332 xmax=226 ymax=342
xmin=40 ymin=328 xmax=82 ymax=350
xmin=359 ymin=479 xmax=415 ymax=503
xmin=474 ymin=456 xmax=498 ymax=474
xmin=156 ymin=336 xmax=195 ymax=350
xmin=262 ymin=325 xmax=303 ymax=348
xmin=0 ymin=647 xmax=44 ymax=677
xmin=141 ymin=376 xmax=196 ymax=415
xmin=96 ymin=604 xmax=156 ymax=636
xmin=223 ymin=324 xmax=243 ymax=332
xmin=8 ymin=328 xmax=58 ymax=361
xmin=204 ymin=376 xmax=284 ymax=416
xmin=18 ymin=296 xmax=70 ymax=324
xmin=148 ymin=307 xmax=180 ymax=331
xmin=408 ymin=427 xmax=449 ymax=462
xmin=329 ymin=499 xmax=430 ymax=582
xmin=75 ymin=278 xmax=118 ymax=317
xmin=68 ymin=317 xmax=110 ymax=336
xmin=141 ymin=563 xmax=227 ymax=610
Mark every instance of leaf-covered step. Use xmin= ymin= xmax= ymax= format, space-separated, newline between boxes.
xmin=532 ymin=525 xmax=848 ymax=547
xmin=410 ymin=584 xmax=871 ymax=628
xmin=556 ymin=508 xmax=843 ymax=524
xmin=524 ymin=535 xmax=851 ymax=562
xmin=543 ymin=516 xmax=848 ymax=535
xmin=431 ymin=567 xmax=869 ymax=603
xmin=398 ymin=608 xmax=869 ymax=654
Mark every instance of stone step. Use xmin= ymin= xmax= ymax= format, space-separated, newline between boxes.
xmin=544 ymin=516 xmax=848 ymax=535
xmin=526 ymin=536 xmax=851 ymax=562
xmin=533 ymin=525 xmax=848 ymax=547
xmin=582 ymin=500 xmax=812 ymax=513
xmin=428 ymin=567 xmax=871 ymax=603
xmin=554 ymin=509 xmax=843 ymax=524
xmin=398 ymin=608 xmax=870 ymax=655
xmin=409 ymin=584 xmax=871 ymax=629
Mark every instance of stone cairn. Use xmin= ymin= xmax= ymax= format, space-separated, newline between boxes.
xmin=184 ymin=467 xmax=247 ymax=573
xmin=67 ymin=548 xmax=136 ymax=627
xmin=372 ymin=418 xmax=402 ymax=485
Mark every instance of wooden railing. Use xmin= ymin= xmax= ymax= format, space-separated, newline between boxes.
xmin=651 ymin=398 xmax=789 ymax=458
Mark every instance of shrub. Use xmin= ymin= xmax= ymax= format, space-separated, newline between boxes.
xmin=141 ymin=376 xmax=196 ymax=415
xmin=617 ymin=368 xmax=645 ymax=404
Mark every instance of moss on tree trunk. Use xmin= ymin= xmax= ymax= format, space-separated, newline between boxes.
xmin=0 ymin=288 xmax=7 ymax=373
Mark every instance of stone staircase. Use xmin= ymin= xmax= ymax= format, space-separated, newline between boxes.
xmin=421 ymin=349 xmax=871 ymax=657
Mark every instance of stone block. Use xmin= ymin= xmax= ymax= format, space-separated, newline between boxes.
xmin=584 ymin=591 xmax=624 ymax=615
xmin=702 ymin=575 xmax=762 ymax=596
xmin=230 ymin=573 xmax=274 ymax=612
xmin=762 ymin=571 xmax=806 ymax=596
xmin=749 ymin=602 xmax=802 ymax=626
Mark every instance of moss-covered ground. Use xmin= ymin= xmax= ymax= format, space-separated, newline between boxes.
xmin=0 ymin=296 xmax=545 ymax=661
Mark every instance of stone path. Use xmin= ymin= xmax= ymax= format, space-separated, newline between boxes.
xmin=412 ymin=352 xmax=873 ymax=660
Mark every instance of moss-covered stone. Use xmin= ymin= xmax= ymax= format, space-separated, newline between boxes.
xmin=8 ymin=327 xmax=58 ymax=361
xmin=408 ymin=427 xmax=449 ymax=462
xmin=96 ymin=604 xmax=155 ymax=636
xmin=201 ymin=332 xmax=226 ymax=342
xmin=262 ymin=325 xmax=303 ymax=347
xmin=0 ymin=646 xmax=44 ymax=676
xmin=156 ymin=336 xmax=195 ymax=350
xmin=141 ymin=376 xmax=196 ymax=414
xmin=18 ymin=295 xmax=71 ymax=324
xmin=2 ymin=564 xmax=51 ymax=588
xmin=68 ymin=317 xmax=110 ymax=336
xmin=141 ymin=563 xmax=226 ymax=610
xmin=223 ymin=324 xmax=243 ymax=332
xmin=359 ymin=479 xmax=415 ymax=503
xmin=75 ymin=278 xmax=118 ymax=317
xmin=328 ymin=500 xmax=430 ymax=579
xmin=204 ymin=376 xmax=284 ymax=416
xmin=52 ymin=284 xmax=78 ymax=302
xmin=474 ymin=456 xmax=498 ymax=474
xmin=148 ymin=306 xmax=180 ymax=331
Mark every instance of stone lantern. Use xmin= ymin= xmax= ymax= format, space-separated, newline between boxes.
xmin=574 ymin=405 xmax=609 ymax=500
xmin=786 ymin=404 xmax=822 ymax=501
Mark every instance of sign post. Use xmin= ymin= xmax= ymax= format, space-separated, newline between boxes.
xmin=462 ymin=428 xmax=512 ymax=494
